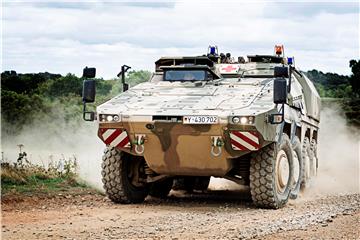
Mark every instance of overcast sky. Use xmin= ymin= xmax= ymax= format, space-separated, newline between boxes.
xmin=2 ymin=1 xmax=359 ymax=78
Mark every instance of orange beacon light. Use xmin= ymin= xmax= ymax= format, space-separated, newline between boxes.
xmin=275 ymin=45 xmax=284 ymax=56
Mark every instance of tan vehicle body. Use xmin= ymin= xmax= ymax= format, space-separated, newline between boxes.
xmin=97 ymin=61 xmax=319 ymax=177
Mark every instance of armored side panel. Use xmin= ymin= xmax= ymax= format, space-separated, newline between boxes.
xmin=294 ymin=71 xmax=321 ymax=121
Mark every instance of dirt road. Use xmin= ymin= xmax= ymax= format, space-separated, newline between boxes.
xmin=2 ymin=188 xmax=359 ymax=240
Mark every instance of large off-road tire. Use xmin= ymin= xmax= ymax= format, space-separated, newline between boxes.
xmin=289 ymin=136 xmax=304 ymax=199
xmin=149 ymin=178 xmax=174 ymax=198
xmin=250 ymin=134 xmax=294 ymax=209
xmin=310 ymin=139 xmax=318 ymax=177
xmin=301 ymin=137 xmax=312 ymax=189
xmin=101 ymin=147 xmax=149 ymax=204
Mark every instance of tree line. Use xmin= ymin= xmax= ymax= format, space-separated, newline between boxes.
xmin=1 ymin=70 xmax=151 ymax=136
xmin=305 ymin=59 xmax=359 ymax=98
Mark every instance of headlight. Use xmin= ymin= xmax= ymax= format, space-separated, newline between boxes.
xmin=99 ymin=114 xmax=121 ymax=122
xmin=248 ymin=116 xmax=254 ymax=124
xmin=231 ymin=116 xmax=255 ymax=125
xmin=240 ymin=117 xmax=248 ymax=124
xmin=232 ymin=116 xmax=240 ymax=124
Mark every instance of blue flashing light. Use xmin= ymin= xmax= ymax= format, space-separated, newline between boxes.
xmin=210 ymin=46 xmax=216 ymax=55
xmin=287 ymin=57 xmax=293 ymax=65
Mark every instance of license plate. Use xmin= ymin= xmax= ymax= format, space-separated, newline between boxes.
xmin=183 ymin=116 xmax=218 ymax=124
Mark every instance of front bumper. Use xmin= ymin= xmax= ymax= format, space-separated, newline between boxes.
xmin=98 ymin=122 xmax=264 ymax=176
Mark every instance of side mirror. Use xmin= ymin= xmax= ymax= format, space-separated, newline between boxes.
xmin=82 ymin=80 xmax=96 ymax=103
xmin=83 ymin=67 xmax=96 ymax=78
xmin=273 ymin=78 xmax=287 ymax=104
xmin=274 ymin=66 xmax=289 ymax=78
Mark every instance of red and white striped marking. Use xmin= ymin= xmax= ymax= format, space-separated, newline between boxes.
xmin=230 ymin=131 xmax=260 ymax=151
xmin=100 ymin=128 xmax=130 ymax=148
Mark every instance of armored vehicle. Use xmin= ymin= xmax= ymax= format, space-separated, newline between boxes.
xmin=82 ymin=45 xmax=320 ymax=209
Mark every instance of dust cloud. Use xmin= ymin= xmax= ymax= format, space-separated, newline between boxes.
xmin=1 ymin=104 xmax=359 ymax=195
xmin=305 ymin=105 xmax=360 ymax=196
xmin=1 ymin=120 xmax=105 ymax=190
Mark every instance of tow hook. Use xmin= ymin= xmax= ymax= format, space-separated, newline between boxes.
xmin=133 ymin=134 xmax=146 ymax=155
xmin=211 ymin=136 xmax=224 ymax=157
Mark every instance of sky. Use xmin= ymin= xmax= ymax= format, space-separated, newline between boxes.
xmin=2 ymin=1 xmax=359 ymax=79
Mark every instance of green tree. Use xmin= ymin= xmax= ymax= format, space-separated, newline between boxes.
xmin=127 ymin=70 xmax=151 ymax=87
xmin=1 ymin=90 xmax=46 ymax=133
xmin=41 ymin=73 xmax=113 ymax=98
xmin=349 ymin=59 xmax=360 ymax=97
xmin=43 ymin=73 xmax=83 ymax=98
xmin=109 ymin=70 xmax=152 ymax=95
xmin=1 ymin=71 xmax=61 ymax=95
xmin=96 ymin=79 xmax=114 ymax=96
xmin=305 ymin=69 xmax=351 ymax=98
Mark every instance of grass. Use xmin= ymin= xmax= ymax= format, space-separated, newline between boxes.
xmin=1 ymin=174 xmax=88 ymax=195
xmin=1 ymin=155 xmax=91 ymax=196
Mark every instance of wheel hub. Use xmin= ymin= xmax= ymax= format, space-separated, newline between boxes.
xmin=276 ymin=149 xmax=290 ymax=193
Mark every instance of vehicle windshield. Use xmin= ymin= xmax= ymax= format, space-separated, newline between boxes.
xmin=240 ymin=67 xmax=275 ymax=78
xmin=164 ymin=70 xmax=206 ymax=81
xmin=248 ymin=56 xmax=283 ymax=64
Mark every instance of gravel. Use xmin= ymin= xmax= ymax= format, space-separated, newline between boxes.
xmin=2 ymin=190 xmax=359 ymax=240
